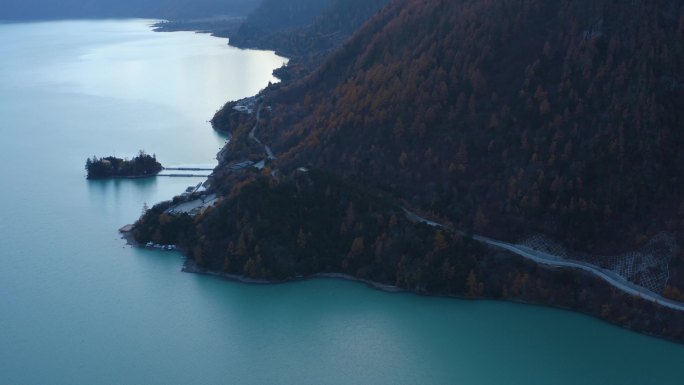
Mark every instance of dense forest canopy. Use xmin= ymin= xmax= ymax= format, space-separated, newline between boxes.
xmin=211 ymin=0 xmax=684 ymax=297
xmin=226 ymin=0 xmax=684 ymax=257
xmin=137 ymin=170 xmax=481 ymax=286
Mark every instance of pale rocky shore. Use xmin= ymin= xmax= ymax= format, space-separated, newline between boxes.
xmin=182 ymin=259 xmax=405 ymax=293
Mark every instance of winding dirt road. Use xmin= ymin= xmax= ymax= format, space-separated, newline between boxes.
xmin=406 ymin=210 xmax=684 ymax=312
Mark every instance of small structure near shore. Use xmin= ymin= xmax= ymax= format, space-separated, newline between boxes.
xmin=165 ymin=193 xmax=219 ymax=217
xmin=232 ymin=96 xmax=258 ymax=114
xmin=145 ymin=242 xmax=177 ymax=251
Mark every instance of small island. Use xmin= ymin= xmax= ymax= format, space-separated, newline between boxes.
xmin=85 ymin=151 xmax=162 ymax=179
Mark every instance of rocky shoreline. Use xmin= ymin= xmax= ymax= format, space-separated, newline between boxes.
xmin=120 ymin=223 xmax=684 ymax=344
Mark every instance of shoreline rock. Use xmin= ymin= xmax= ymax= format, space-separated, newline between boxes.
xmin=119 ymin=224 xmax=138 ymax=247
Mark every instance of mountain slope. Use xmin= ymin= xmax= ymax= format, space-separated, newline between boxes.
xmin=224 ymin=0 xmax=390 ymax=82
xmin=230 ymin=0 xmax=388 ymax=55
xmin=228 ymin=0 xmax=336 ymax=50
xmin=136 ymin=0 xmax=684 ymax=340
xmin=234 ymin=0 xmax=684 ymax=260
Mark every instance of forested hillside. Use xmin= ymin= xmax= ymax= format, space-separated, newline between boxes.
xmin=135 ymin=169 xmax=684 ymax=342
xmin=135 ymin=0 xmax=684 ymax=338
xmin=226 ymin=0 xmax=389 ymax=81
xmin=223 ymin=0 xmax=684 ymax=263
xmin=231 ymin=0 xmax=388 ymax=55
xmin=136 ymin=170 xmax=482 ymax=286
xmin=228 ymin=0 xmax=335 ymax=49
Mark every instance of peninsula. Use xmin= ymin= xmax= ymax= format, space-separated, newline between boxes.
xmin=130 ymin=0 xmax=684 ymax=344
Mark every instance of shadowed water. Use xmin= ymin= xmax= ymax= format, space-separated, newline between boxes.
xmin=0 ymin=19 xmax=682 ymax=385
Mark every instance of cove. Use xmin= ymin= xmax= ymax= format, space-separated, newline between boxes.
xmin=0 ymin=19 xmax=683 ymax=385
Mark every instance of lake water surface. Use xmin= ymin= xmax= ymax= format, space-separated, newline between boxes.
xmin=1 ymin=19 xmax=683 ymax=385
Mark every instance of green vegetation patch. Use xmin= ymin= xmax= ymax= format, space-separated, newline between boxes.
xmin=86 ymin=151 xmax=162 ymax=179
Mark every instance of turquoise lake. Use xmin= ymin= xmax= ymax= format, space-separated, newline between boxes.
xmin=1 ymin=19 xmax=683 ymax=385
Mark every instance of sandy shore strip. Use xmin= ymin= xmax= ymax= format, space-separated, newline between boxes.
xmin=182 ymin=260 xmax=405 ymax=293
